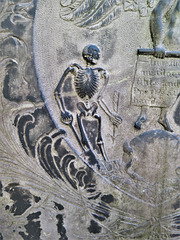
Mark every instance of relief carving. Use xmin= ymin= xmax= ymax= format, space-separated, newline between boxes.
xmin=59 ymin=0 xmax=154 ymax=30
xmin=54 ymin=44 xmax=122 ymax=164
xmin=0 ymin=0 xmax=180 ymax=239
xmin=133 ymin=0 xmax=180 ymax=132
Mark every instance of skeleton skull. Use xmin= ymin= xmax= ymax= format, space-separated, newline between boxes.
xmin=82 ymin=45 xmax=100 ymax=64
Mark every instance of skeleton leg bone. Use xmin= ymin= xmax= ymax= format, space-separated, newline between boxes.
xmin=77 ymin=113 xmax=90 ymax=149
xmin=94 ymin=114 xmax=109 ymax=162
xmin=76 ymin=113 xmax=99 ymax=167
xmin=69 ymin=121 xmax=87 ymax=152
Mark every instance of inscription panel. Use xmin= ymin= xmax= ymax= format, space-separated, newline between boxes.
xmin=132 ymin=56 xmax=180 ymax=107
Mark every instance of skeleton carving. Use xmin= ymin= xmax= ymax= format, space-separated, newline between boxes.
xmin=54 ymin=45 xmax=122 ymax=164
xmin=74 ymin=68 xmax=99 ymax=99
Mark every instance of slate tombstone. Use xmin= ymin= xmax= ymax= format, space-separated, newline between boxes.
xmin=0 ymin=0 xmax=180 ymax=239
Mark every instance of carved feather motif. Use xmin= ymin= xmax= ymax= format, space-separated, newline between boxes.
xmin=59 ymin=0 xmax=154 ymax=29
xmin=60 ymin=0 xmax=122 ymax=29
xmin=74 ymin=68 xmax=99 ymax=99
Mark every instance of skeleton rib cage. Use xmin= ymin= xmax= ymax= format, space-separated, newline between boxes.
xmin=74 ymin=68 xmax=100 ymax=99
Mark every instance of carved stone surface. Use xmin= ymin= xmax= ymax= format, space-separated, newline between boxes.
xmin=0 ymin=0 xmax=180 ymax=239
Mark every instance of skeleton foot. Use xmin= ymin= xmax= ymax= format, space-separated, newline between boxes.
xmin=158 ymin=117 xmax=173 ymax=132
xmin=134 ymin=116 xmax=147 ymax=130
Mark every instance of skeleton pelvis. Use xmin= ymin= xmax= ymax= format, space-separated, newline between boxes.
xmin=77 ymin=102 xmax=98 ymax=116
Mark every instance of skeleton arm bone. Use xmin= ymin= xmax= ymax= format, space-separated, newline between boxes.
xmin=54 ymin=66 xmax=72 ymax=113
xmin=54 ymin=63 xmax=82 ymax=112
xmin=54 ymin=63 xmax=82 ymax=124
xmin=97 ymin=69 xmax=122 ymax=126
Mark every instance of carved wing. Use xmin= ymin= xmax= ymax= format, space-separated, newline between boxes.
xmin=59 ymin=0 xmax=154 ymax=29
xmin=59 ymin=0 xmax=123 ymax=29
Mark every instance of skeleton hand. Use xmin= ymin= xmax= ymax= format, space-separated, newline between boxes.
xmin=110 ymin=113 xmax=122 ymax=127
xmin=154 ymin=45 xmax=165 ymax=58
xmin=61 ymin=111 xmax=73 ymax=125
